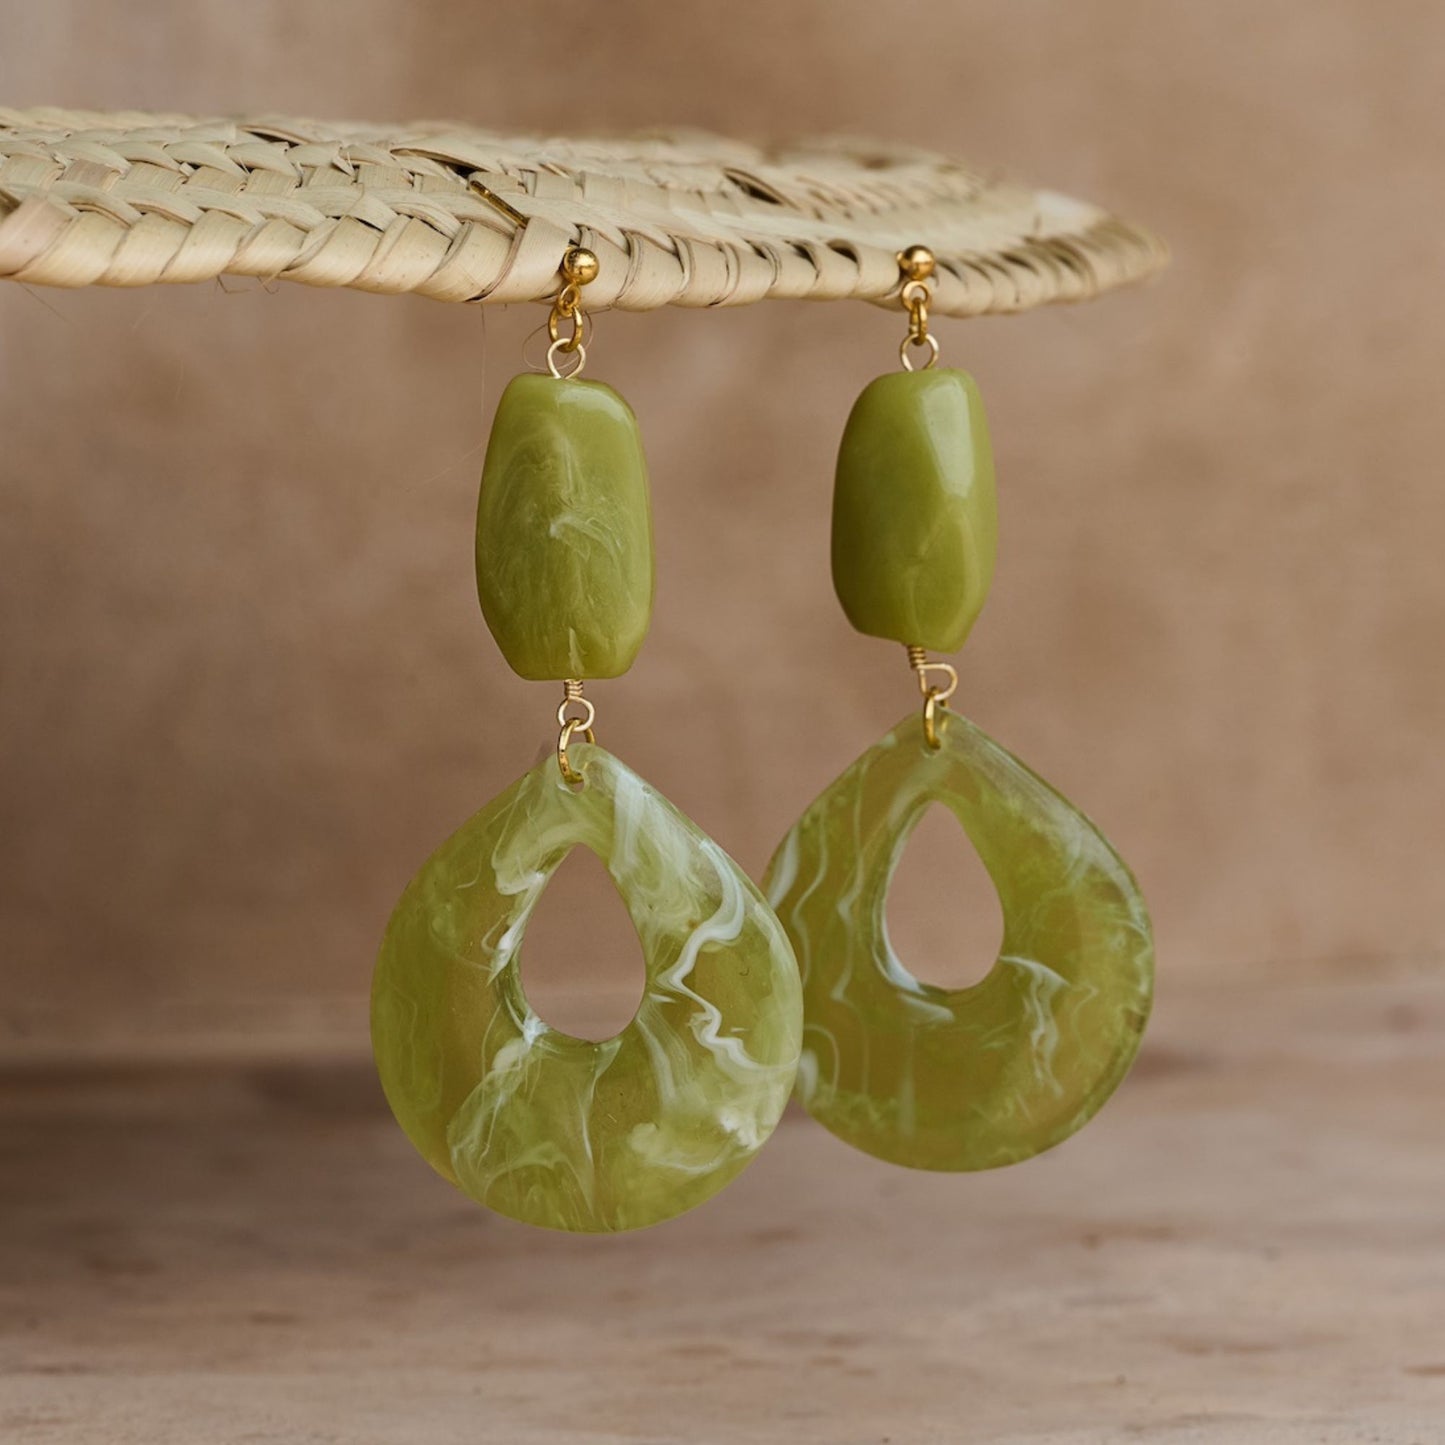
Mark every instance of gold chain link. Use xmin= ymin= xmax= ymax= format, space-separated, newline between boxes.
xmin=897 ymin=244 xmax=941 ymax=371
xmin=546 ymin=246 xmax=599 ymax=379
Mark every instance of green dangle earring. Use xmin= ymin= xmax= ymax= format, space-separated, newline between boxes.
xmin=371 ymin=248 xmax=803 ymax=1233
xmin=764 ymin=245 xmax=1155 ymax=1172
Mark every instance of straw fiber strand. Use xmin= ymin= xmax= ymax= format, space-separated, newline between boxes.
xmin=0 ymin=107 xmax=1165 ymax=315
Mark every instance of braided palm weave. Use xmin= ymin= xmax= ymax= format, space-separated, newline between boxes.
xmin=0 ymin=107 xmax=1165 ymax=316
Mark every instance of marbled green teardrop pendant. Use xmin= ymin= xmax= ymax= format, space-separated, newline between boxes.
xmin=832 ymin=369 xmax=997 ymax=652
xmin=476 ymin=374 xmax=654 ymax=680
xmin=764 ymin=712 xmax=1153 ymax=1171
xmin=372 ymin=744 xmax=803 ymax=1232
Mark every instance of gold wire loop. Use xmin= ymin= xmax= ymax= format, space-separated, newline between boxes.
xmin=556 ymin=680 xmax=597 ymax=786
xmin=906 ymin=644 xmax=958 ymax=750
xmin=556 ymin=692 xmax=596 ymax=735
xmin=900 ymin=331 xmax=941 ymax=371
xmin=546 ymin=336 xmax=588 ymax=379
xmin=913 ymin=662 xmax=959 ymax=704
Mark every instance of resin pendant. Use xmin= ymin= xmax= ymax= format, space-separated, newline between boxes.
xmin=764 ymin=712 xmax=1153 ymax=1172
xmin=372 ymin=743 xmax=803 ymax=1232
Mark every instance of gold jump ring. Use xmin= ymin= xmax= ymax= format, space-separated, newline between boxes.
xmin=546 ymin=307 xmax=588 ymax=352
xmin=557 ymin=718 xmax=596 ymax=786
xmin=922 ymin=689 xmax=950 ymax=750
xmin=556 ymin=682 xmax=597 ymax=786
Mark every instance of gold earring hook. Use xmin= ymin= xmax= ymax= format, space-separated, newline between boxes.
xmin=897 ymin=244 xmax=941 ymax=371
xmin=546 ymin=246 xmax=599 ymax=379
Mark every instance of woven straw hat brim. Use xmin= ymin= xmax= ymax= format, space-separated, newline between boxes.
xmin=0 ymin=107 xmax=1166 ymax=316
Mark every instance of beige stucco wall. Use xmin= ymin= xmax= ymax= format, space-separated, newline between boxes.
xmin=1 ymin=0 xmax=1441 ymax=1055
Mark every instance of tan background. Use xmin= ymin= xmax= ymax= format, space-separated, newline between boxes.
xmin=4 ymin=8 xmax=1445 ymax=1444
xmin=1 ymin=0 xmax=1442 ymax=1059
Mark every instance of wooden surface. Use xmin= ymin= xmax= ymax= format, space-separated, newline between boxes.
xmin=2 ymin=976 xmax=1441 ymax=1444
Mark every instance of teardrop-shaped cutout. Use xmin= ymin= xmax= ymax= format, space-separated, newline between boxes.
xmin=519 ymin=844 xmax=647 ymax=1041
xmin=372 ymin=743 xmax=803 ymax=1232
xmin=885 ymin=802 xmax=1003 ymax=992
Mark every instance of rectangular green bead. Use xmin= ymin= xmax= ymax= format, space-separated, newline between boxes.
xmin=831 ymin=368 xmax=997 ymax=652
xmin=476 ymin=374 xmax=654 ymax=680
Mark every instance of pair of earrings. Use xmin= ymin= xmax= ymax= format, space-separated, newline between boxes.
xmin=370 ymin=245 xmax=1155 ymax=1233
